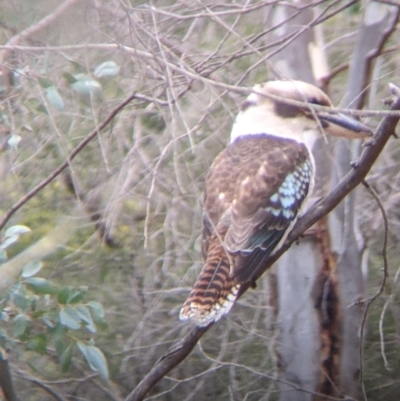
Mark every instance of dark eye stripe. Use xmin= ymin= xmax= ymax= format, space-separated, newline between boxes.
xmin=274 ymin=101 xmax=300 ymax=118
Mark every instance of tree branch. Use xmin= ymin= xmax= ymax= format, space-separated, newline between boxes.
xmin=125 ymin=85 xmax=400 ymax=401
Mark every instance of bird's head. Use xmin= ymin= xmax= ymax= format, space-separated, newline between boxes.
xmin=230 ymin=80 xmax=372 ymax=149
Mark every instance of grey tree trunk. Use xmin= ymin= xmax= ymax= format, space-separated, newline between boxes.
xmin=329 ymin=4 xmax=399 ymax=398
xmin=276 ymin=238 xmax=323 ymax=401
xmin=265 ymin=3 xmax=334 ymax=399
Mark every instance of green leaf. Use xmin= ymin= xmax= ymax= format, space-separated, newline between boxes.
xmin=0 ymin=311 xmax=8 ymax=321
xmin=37 ymin=76 xmax=53 ymax=89
xmin=0 ymin=328 xmax=8 ymax=340
xmin=87 ymin=345 xmax=109 ymax=380
xmin=5 ymin=225 xmax=30 ymax=238
xmin=24 ymin=98 xmax=47 ymax=114
xmin=37 ymin=103 xmax=48 ymax=114
xmin=348 ymin=2 xmax=360 ymax=14
xmin=25 ymin=277 xmax=57 ymax=295
xmin=58 ymin=286 xmax=87 ymax=305
xmin=45 ymin=86 xmax=64 ymax=111
xmin=87 ymin=301 xmax=104 ymax=319
xmin=60 ymin=343 xmax=73 ymax=372
xmin=59 ymin=307 xmax=81 ymax=330
xmin=1 ymin=235 xmax=18 ymax=249
xmin=57 ymin=286 xmax=70 ymax=304
xmin=10 ymin=283 xmax=30 ymax=310
xmin=94 ymin=61 xmax=120 ymax=78
xmin=21 ymin=261 xmax=43 ymax=278
xmin=55 ymin=337 xmax=68 ymax=361
xmin=77 ymin=342 xmax=89 ymax=361
xmin=41 ymin=314 xmax=55 ymax=328
xmin=68 ymin=286 xmax=87 ymax=304
xmin=12 ymin=314 xmax=30 ymax=337
xmin=26 ymin=334 xmax=47 ymax=354
xmin=75 ymin=305 xmax=96 ymax=333
xmin=7 ymin=135 xmax=21 ymax=149
xmin=69 ymin=74 xmax=102 ymax=101
xmin=78 ymin=342 xmax=109 ymax=380
xmin=63 ymin=72 xmax=78 ymax=84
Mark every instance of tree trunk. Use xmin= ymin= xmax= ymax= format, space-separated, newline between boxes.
xmin=329 ymin=3 xmax=399 ymax=398
xmin=265 ymin=2 xmax=336 ymax=399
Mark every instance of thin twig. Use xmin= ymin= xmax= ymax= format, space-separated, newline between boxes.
xmin=378 ymin=299 xmax=391 ymax=370
xmin=356 ymin=180 xmax=389 ymax=401
xmin=356 ymin=181 xmax=389 ymax=305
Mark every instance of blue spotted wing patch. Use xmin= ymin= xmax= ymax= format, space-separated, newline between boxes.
xmin=265 ymin=160 xmax=312 ymax=220
xmin=243 ymin=159 xmax=312 ymax=252
xmin=231 ymin=157 xmax=312 ymax=283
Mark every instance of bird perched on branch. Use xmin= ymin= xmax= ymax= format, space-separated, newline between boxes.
xmin=180 ymin=80 xmax=372 ymax=327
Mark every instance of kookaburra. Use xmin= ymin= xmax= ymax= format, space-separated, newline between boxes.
xmin=180 ymin=80 xmax=372 ymax=327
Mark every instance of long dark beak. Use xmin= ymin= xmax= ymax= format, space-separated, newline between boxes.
xmin=318 ymin=112 xmax=373 ymax=139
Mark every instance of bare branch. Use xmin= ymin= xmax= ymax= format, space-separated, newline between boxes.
xmin=357 ymin=181 xmax=389 ymax=401
xmin=353 ymin=182 xmax=389 ymax=307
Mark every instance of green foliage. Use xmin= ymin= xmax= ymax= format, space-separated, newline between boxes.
xmin=77 ymin=342 xmax=109 ymax=380
xmin=1 ymin=225 xmax=31 ymax=252
xmin=21 ymin=261 xmax=43 ymax=278
xmin=94 ymin=61 xmax=120 ymax=79
xmin=0 ymin=226 xmax=109 ymax=380
xmin=7 ymin=134 xmax=22 ymax=149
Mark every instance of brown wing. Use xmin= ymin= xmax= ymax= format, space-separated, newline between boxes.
xmin=203 ymin=134 xmax=313 ymax=283
xmin=180 ymin=134 xmax=312 ymax=326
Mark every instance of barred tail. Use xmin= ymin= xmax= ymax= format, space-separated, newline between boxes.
xmin=180 ymin=240 xmax=240 ymax=327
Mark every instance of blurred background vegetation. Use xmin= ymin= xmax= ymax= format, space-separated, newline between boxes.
xmin=0 ymin=0 xmax=399 ymax=400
